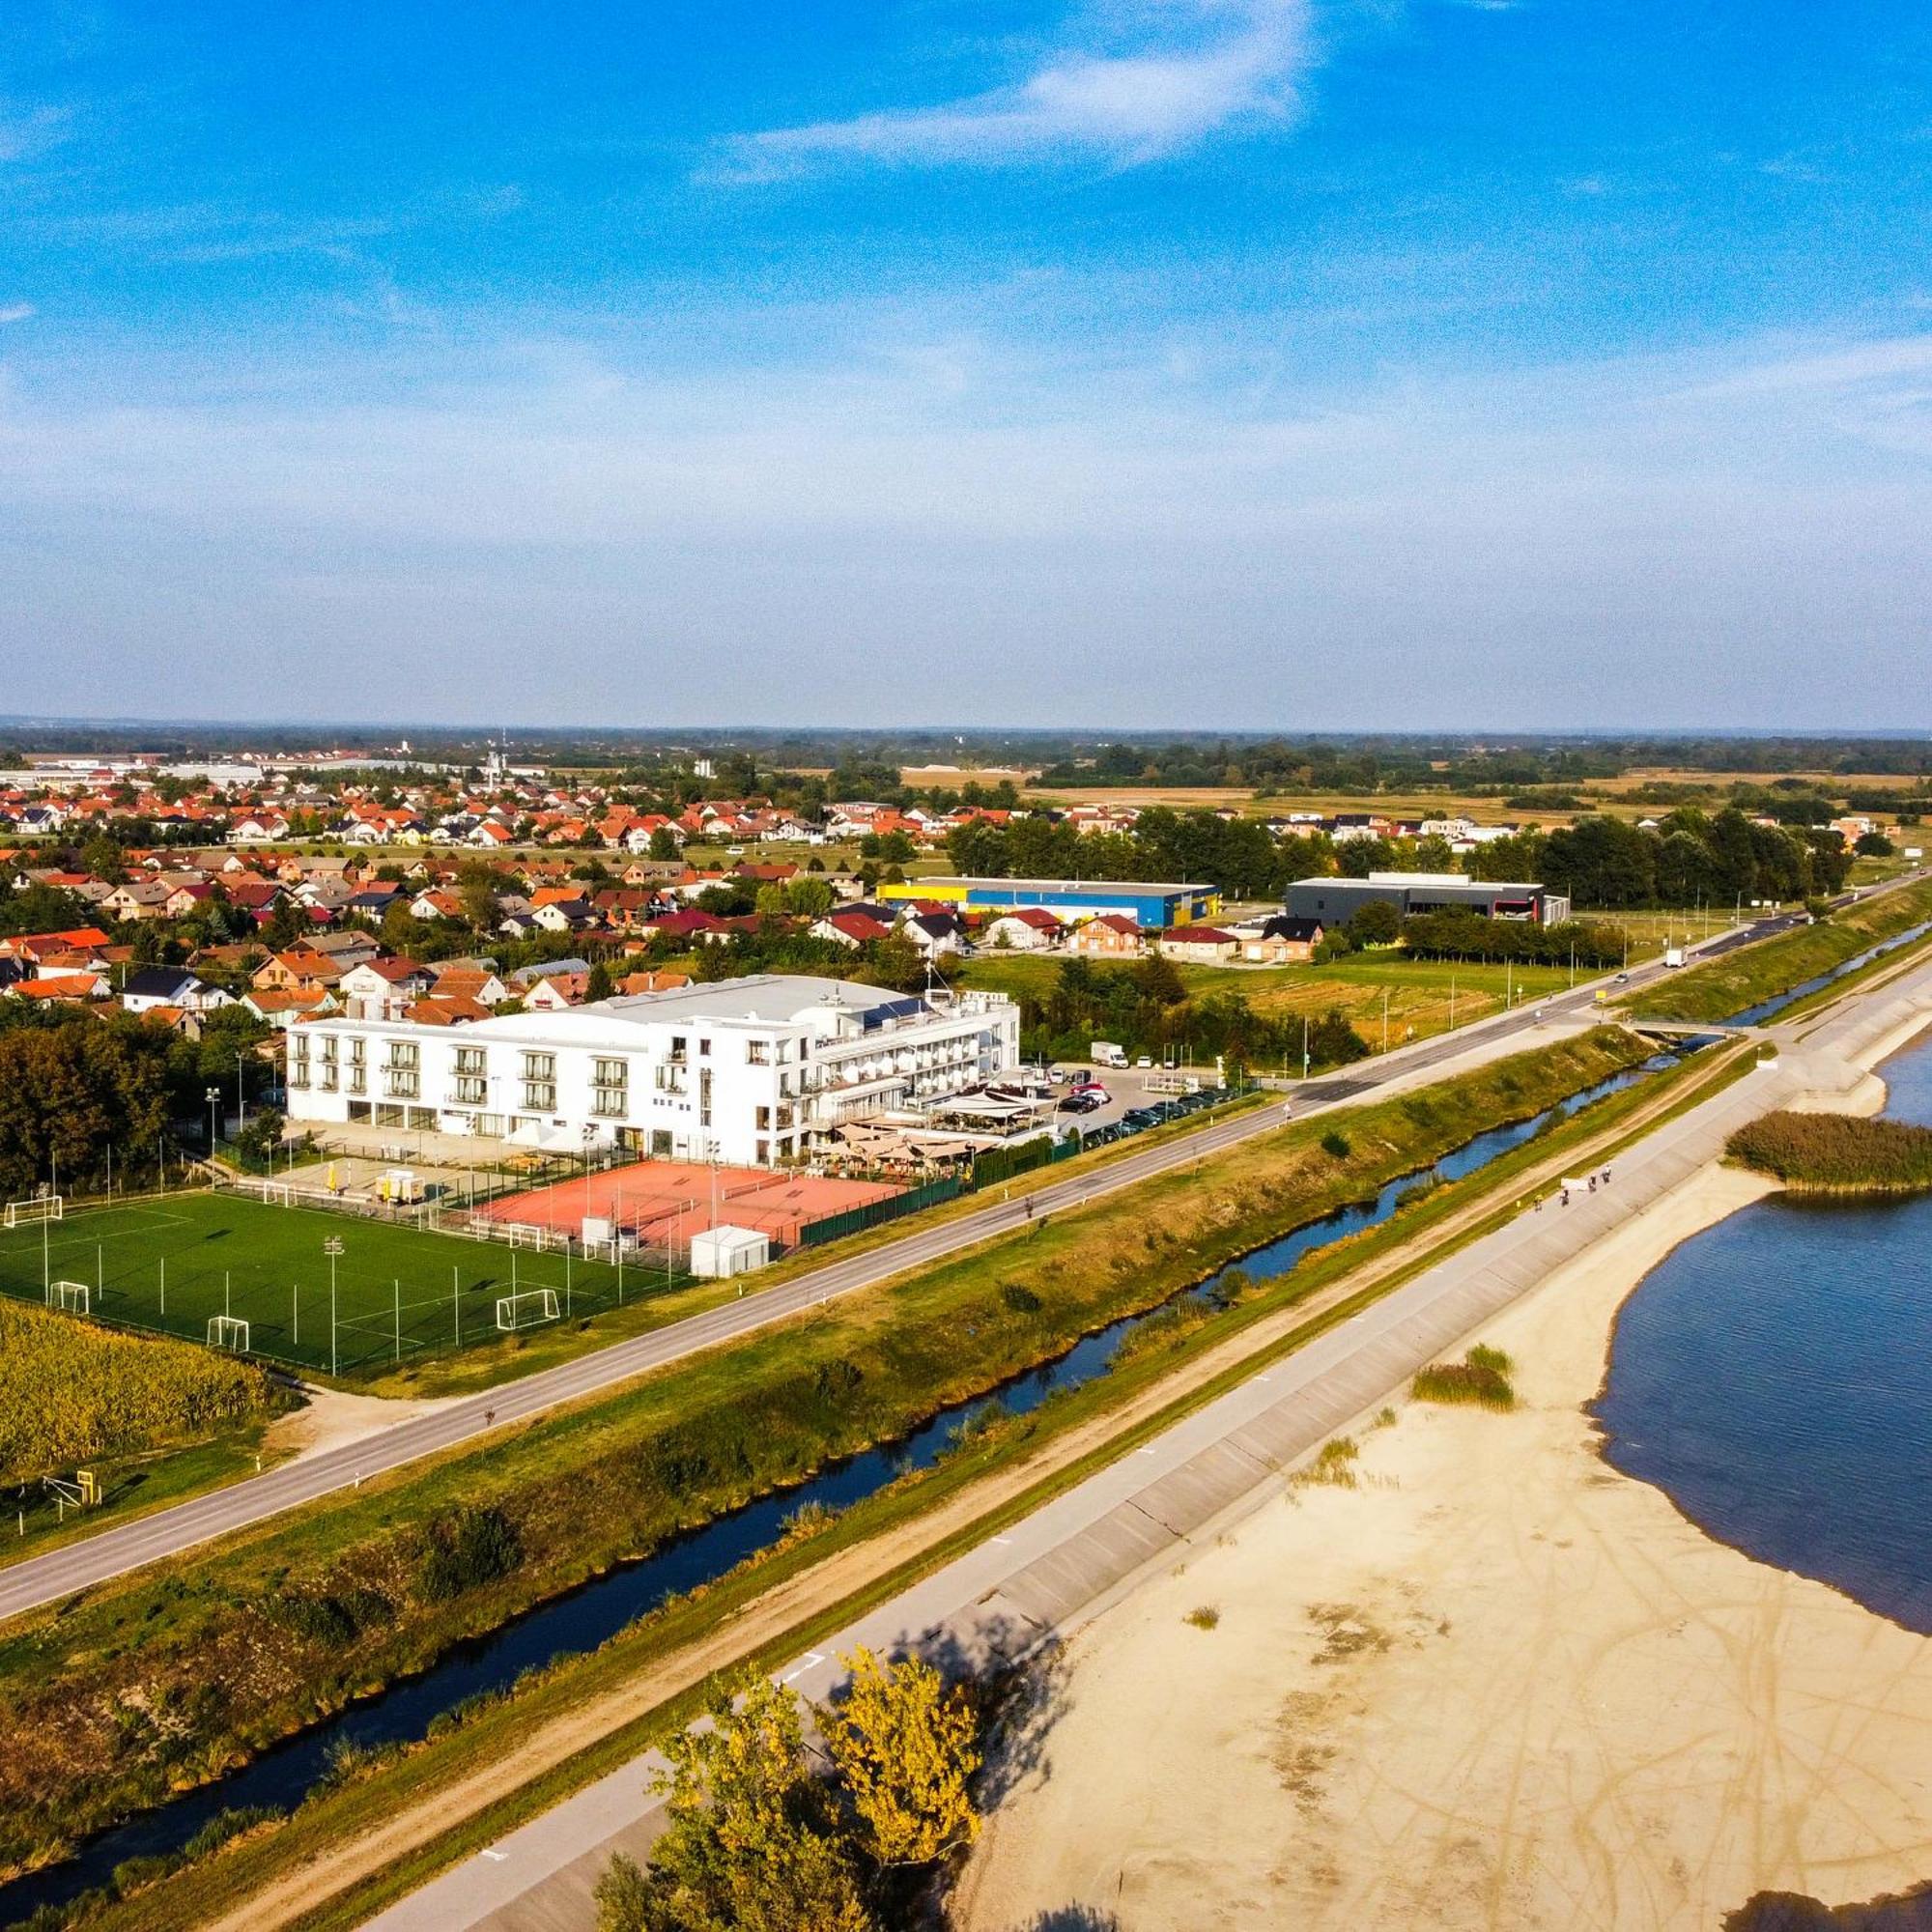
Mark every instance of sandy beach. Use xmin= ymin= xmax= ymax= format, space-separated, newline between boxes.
xmin=955 ymin=1084 xmax=1932 ymax=1930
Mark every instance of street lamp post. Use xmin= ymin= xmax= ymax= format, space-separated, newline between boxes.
xmin=237 ymin=1050 xmax=247 ymax=1132
xmin=206 ymin=1086 xmax=221 ymax=1154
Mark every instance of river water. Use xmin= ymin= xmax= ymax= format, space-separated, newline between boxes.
xmin=0 ymin=1055 xmax=1670 ymax=1927
xmin=1596 ymin=1024 xmax=1932 ymax=1634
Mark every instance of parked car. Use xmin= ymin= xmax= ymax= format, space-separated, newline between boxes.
xmin=1134 ymin=1054 xmax=1154 ymax=1068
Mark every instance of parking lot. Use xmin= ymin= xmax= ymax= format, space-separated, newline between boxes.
xmin=1038 ymin=1062 xmax=1238 ymax=1146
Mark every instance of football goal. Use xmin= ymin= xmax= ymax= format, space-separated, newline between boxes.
xmin=496 ymin=1289 xmax=560 ymax=1331
xmin=502 ymin=1223 xmax=550 ymax=1251
xmin=46 ymin=1280 xmax=90 ymax=1315
xmin=207 ymin=1316 xmax=251 ymax=1351
xmin=245 ymin=1179 xmax=296 ymax=1206
xmin=6 ymin=1195 xmax=63 ymax=1229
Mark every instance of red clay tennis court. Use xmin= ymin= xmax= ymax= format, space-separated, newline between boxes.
xmin=473 ymin=1160 xmax=902 ymax=1248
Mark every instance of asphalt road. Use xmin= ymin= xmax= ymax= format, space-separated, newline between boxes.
xmin=0 ymin=907 xmax=1822 ymax=1625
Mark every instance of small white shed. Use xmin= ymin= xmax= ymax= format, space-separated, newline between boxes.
xmin=690 ymin=1225 xmax=772 ymax=1279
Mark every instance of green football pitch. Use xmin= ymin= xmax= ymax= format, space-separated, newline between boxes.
xmin=0 ymin=1194 xmax=665 ymax=1377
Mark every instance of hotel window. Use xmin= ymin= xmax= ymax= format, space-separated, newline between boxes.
xmin=522 ymin=1048 xmax=556 ymax=1114
xmin=347 ymin=1037 xmax=366 ymax=1094
xmin=319 ymin=1037 xmax=339 ymax=1092
xmin=668 ymin=1035 xmax=688 ymax=1064
xmin=383 ymin=1038 xmax=420 ymax=1101
xmin=746 ymin=1040 xmax=770 ymax=1065
xmin=592 ymin=1057 xmax=629 ymax=1119
xmin=453 ymin=1044 xmax=488 ymax=1107
xmin=289 ymin=1036 xmax=310 ymax=1089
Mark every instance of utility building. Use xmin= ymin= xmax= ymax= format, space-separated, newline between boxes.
xmin=1285 ymin=872 xmax=1570 ymax=926
xmin=880 ymin=877 xmax=1221 ymax=930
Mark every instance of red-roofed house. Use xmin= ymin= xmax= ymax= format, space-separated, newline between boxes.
xmin=1065 ymin=914 xmax=1144 ymax=958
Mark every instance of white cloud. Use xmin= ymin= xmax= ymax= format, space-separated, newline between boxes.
xmin=2 ymin=322 xmax=1929 ymax=727
xmin=717 ymin=0 xmax=1313 ymax=179
xmin=0 ymin=101 xmax=71 ymax=163
xmin=0 ymin=302 xmax=35 ymax=325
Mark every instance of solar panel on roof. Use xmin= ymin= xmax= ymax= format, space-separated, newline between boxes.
xmin=861 ymin=994 xmax=928 ymax=1029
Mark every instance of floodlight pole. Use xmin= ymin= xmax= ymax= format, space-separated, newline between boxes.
xmin=325 ymin=1236 xmax=343 ymax=1378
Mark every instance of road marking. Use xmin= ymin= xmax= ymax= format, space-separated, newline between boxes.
xmin=990 ymin=1534 xmax=1013 ymax=1546
xmin=779 ymin=1650 xmax=825 ymax=1686
xmin=480 ymin=1850 xmax=509 ymax=1863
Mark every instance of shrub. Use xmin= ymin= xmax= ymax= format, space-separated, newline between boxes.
xmin=267 ymin=1594 xmax=359 ymax=1648
xmin=1412 ymin=1345 xmax=1516 ymax=1410
xmin=1184 ymin=1605 xmax=1221 ymax=1630
xmin=1000 ymin=1282 xmax=1043 ymax=1315
xmin=416 ymin=1504 xmax=522 ymax=1602
xmin=1321 ymin=1129 xmax=1351 ymax=1159
xmin=1297 ymin=1436 xmax=1361 ymax=1488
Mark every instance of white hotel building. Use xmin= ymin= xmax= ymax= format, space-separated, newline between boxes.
xmin=285 ymin=975 xmax=1021 ymax=1168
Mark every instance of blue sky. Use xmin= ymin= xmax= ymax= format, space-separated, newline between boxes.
xmin=2 ymin=0 xmax=1929 ymax=729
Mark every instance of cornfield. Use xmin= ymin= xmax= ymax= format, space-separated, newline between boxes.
xmin=0 ymin=1300 xmax=282 ymax=1483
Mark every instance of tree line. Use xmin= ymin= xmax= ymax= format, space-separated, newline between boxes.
xmin=1009 ymin=955 xmax=1368 ymax=1073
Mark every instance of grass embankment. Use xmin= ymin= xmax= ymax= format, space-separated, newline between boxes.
xmin=0 ymin=1030 xmax=1649 ymax=1891
xmin=57 ymin=1035 xmax=1745 ymax=1932
xmin=0 ymin=1302 xmax=287 ymax=1488
xmin=1628 ymin=876 xmax=1932 ymax=1024
xmin=1726 ymin=1112 xmax=1932 ymax=1195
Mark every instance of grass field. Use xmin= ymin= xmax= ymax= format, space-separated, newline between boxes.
xmin=956 ymin=951 xmax=1579 ymax=1052
xmin=0 ymin=1195 xmax=663 ymax=1378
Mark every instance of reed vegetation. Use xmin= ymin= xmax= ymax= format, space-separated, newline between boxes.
xmin=1727 ymin=1111 xmax=1932 ymax=1193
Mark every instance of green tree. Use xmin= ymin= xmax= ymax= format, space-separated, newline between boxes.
xmin=1348 ymin=899 xmax=1402 ymax=947
xmin=79 ymin=835 xmax=128 ymax=884
xmin=785 ymin=876 xmax=835 ymax=919
xmin=1307 ymin=1008 xmax=1370 ymax=1069
xmin=594 ymin=1675 xmax=872 ymax=1932
xmin=821 ymin=1648 xmax=980 ymax=1871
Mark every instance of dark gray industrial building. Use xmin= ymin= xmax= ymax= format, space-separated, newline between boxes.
xmin=1285 ymin=871 xmax=1571 ymax=926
